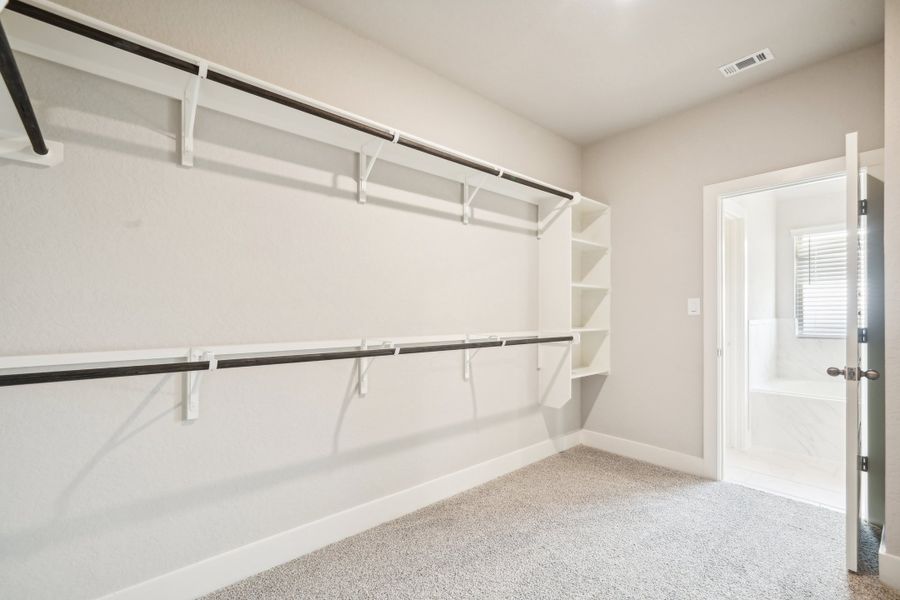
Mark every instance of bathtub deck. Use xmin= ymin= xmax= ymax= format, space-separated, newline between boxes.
xmin=726 ymin=446 xmax=844 ymax=511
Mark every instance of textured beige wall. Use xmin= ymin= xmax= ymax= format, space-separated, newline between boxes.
xmin=884 ymin=0 xmax=900 ymax=561
xmin=54 ymin=0 xmax=581 ymax=190
xmin=581 ymin=44 xmax=885 ymax=456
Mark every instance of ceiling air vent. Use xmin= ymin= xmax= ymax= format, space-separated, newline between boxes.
xmin=719 ymin=48 xmax=774 ymax=78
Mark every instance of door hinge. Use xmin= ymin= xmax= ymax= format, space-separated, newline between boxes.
xmin=859 ymin=199 xmax=868 ymax=215
xmin=858 ymin=328 xmax=868 ymax=343
xmin=858 ymin=455 xmax=869 ymax=472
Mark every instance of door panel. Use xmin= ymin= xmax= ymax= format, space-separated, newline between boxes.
xmin=862 ymin=174 xmax=885 ymax=526
xmin=844 ymin=133 xmax=860 ymax=573
xmin=840 ymin=136 xmax=885 ymax=571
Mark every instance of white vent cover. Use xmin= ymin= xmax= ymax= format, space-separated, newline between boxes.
xmin=719 ymin=48 xmax=774 ymax=78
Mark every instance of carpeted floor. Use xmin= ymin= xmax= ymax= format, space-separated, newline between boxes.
xmin=204 ymin=446 xmax=899 ymax=599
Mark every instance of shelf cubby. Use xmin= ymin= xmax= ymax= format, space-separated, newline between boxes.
xmin=572 ymin=198 xmax=610 ymax=244
xmin=572 ymin=244 xmax=610 ymax=289
xmin=572 ymin=329 xmax=610 ymax=375
xmin=572 ymin=285 xmax=609 ymax=331
xmin=570 ymin=198 xmax=610 ymax=381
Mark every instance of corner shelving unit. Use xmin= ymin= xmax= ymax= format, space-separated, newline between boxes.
xmin=571 ymin=197 xmax=610 ymax=380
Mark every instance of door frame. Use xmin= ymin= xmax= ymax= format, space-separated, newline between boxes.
xmin=700 ymin=147 xmax=884 ymax=482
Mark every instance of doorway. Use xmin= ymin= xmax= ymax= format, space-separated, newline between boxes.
xmin=720 ymin=176 xmax=848 ymax=510
xmin=704 ymin=139 xmax=886 ymax=573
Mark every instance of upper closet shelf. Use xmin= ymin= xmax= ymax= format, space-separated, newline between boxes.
xmin=573 ymin=196 xmax=608 ymax=217
xmin=0 ymin=0 xmax=596 ymax=209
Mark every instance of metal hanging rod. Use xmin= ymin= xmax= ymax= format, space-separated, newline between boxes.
xmin=0 ymin=18 xmax=47 ymax=155
xmin=0 ymin=335 xmax=574 ymax=387
xmin=2 ymin=0 xmax=574 ymax=200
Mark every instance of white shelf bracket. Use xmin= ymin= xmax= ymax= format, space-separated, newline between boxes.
xmin=462 ymin=173 xmax=490 ymax=224
xmin=358 ymin=338 xmax=394 ymax=396
xmin=358 ymin=130 xmax=399 ymax=204
xmin=181 ymin=62 xmax=207 ymax=167
xmin=184 ymin=348 xmax=216 ymax=421
xmin=0 ymin=133 xmax=63 ymax=166
xmin=537 ymin=192 xmax=580 ymax=239
xmin=463 ymin=334 xmax=498 ymax=381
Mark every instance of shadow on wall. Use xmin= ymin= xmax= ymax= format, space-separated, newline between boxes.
xmin=29 ymin=53 xmax=537 ymax=236
xmin=0 ymin=363 xmax=541 ymax=560
xmin=580 ymin=374 xmax=608 ymax=423
xmin=0 ymin=348 xmax=573 ymax=561
xmin=540 ymin=344 xmax=571 ymax=406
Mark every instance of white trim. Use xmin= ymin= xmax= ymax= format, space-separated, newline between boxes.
xmin=96 ymin=431 xmax=581 ymax=600
xmin=579 ymin=430 xmax=709 ymax=478
xmin=881 ymin=532 xmax=900 ymax=591
xmin=702 ymin=148 xmax=884 ymax=482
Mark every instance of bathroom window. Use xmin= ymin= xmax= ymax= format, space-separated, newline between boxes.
xmin=794 ymin=227 xmax=846 ymax=338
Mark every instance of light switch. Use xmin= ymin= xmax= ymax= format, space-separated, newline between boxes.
xmin=687 ymin=297 xmax=701 ymax=316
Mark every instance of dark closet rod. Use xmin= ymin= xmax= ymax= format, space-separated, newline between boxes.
xmin=0 ymin=19 xmax=48 ymax=155
xmin=0 ymin=335 xmax=574 ymax=387
xmin=3 ymin=0 xmax=574 ymax=200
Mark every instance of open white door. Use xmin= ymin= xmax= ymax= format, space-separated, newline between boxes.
xmin=843 ymin=132 xmax=861 ymax=573
xmin=833 ymin=133 xmax=884 ymax=572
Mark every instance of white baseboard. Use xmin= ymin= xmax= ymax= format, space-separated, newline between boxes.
xmin=579 ymin=429 xmax=709 ymax=477
xmin=98 ymin=430 xmax=581 ymax=600
xmin=881 ymin=530 xmax=900 ymax=592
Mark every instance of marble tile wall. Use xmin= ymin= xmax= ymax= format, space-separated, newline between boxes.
xmin=775 ymin=318 xmax=845 ymax=381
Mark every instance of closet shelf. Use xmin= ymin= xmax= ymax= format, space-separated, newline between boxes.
xmin=572 ymin=327 xmax=608 ymax=334
xmin=573 ymin=197 xmax=609 ymax=217
xmin=571 ymin=283 xmax=608 ymax=291
xmin=0 ymin=1 xmax=603 ymax=209
xmin=0 ymin=332 xmax=575 ymax=388
xmin=571 ymin=238 xmax=608 ymax=251
xmin=571 ymin=367 xmax=609 ymax=379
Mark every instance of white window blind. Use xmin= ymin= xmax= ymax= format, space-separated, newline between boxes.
xmin=794 ymin=228 xmax=847 ymax=338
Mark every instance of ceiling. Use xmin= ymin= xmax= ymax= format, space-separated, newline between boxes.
xmin=294 ymin=0 xmax=885 ymax=144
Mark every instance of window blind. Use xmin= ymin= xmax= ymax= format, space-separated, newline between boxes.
xmin=794 ymin=228 xmax=847 ymax=338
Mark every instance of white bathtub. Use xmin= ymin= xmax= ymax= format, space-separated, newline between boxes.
xmin=749 ymin=378 xmax=845 ymax=461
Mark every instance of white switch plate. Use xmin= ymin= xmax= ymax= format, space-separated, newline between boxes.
xmin=688 ymin=297 xmax=701 ymax=316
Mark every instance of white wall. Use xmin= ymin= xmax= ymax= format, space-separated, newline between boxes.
xmin=0 ymin=2 xmax=582 ymax=599
xmin=773 ymin=183 xmax=845 ymax=383
xmin=580 ymin=44 xmax=885 ymax=457
xmin=727 ymin=192 xmax=777 ymax=389
xmin=729 ymin=191 xmax=776 ymax=322
xmin=884 ymin=0 xmax=900 ymax=567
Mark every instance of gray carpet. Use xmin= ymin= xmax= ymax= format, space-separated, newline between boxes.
xmin=204 ymin=446 xmax=898 ymax=599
